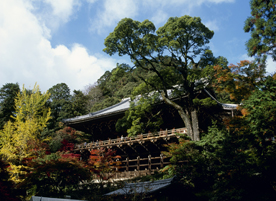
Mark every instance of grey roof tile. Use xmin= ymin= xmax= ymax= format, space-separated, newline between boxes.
xmin=63 ymin=98 xmax=131 ymax=124
xmin=63 ymin=88 xmax=239 ymax=124
xmin=105 ymin=177 xmax=174 ymax=196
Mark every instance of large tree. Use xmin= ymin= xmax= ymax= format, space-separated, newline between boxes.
xmin=104 ymin=16 xmax=216 ymax=140
xmin=244 ymin=0 xmax=276 ymax=60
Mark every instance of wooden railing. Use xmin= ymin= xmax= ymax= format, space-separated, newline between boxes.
xmin=75 ymin=127 xmax=187 ymax=151
xmin=93 ymin=154 xmax=187 ymax=180
xmin=119 ymin=154 xmax=170 ymax=171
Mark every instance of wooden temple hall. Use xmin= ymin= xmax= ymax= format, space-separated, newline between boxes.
xmin=63 ymin=93 xmax=238 ymax=179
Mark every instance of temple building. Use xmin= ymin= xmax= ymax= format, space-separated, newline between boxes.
xmin=63 ymin=89 xmax=237 ymax=179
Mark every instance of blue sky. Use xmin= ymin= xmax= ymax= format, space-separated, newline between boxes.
xmin=0 ymin=0 xmax=274 ymax=93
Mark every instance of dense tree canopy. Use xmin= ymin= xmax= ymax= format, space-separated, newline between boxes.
xmin=88 ymin=63 xmax=153 ymax=112
xmin=47 ymin=83 xmax=72 ymax=130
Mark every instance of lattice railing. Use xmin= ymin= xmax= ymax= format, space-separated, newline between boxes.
xmin=75 ymin=127 xmax=188 ymax=151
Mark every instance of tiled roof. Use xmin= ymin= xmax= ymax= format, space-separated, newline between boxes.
xmin=63 ymin=89 xmax=239 ymax=124
xmin=63 ymin=97 xmax=131 ymax=124
xmin=30 ymin=196 xmax=85 ymax=201
xmin=105 ymin=177 xmax=174 ymax=196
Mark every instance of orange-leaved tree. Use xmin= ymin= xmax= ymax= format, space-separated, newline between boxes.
xmin=213 ymin=59 xmax=266 ymax=103
xmin=88 ymin=148 xmax=121 ymax=181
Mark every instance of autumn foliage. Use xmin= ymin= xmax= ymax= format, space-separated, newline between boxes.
xmin=88 ymin=148 xmax=121 ymax=180
xmin=213 ymin=59 xmax=266 ymax=103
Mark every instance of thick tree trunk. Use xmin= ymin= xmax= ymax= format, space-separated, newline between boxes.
xmin=191 ymin=110 xmax=200 ymax=141
xmin=161 ymin=93 xmax=195 ymax=140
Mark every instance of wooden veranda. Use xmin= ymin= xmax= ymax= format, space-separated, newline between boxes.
xmin=75 ymin=128 xmax=188 ymax=180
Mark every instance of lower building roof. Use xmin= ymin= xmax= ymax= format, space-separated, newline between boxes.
xmin=104 ymin=177 xmax=174 ymax=196
xmin=30 ymin=196 xmax=85 ymax=201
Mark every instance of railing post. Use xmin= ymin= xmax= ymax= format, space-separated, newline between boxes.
xmin=148 ymin=155 xmax=151 ymax=173
xmin=160 ymin=153 xmax=163 ymax=168
xmin=116 ymin=158 xmax=119 ymax=172
xmin=137 ymin=156 xmax=140 ymax=171
xmin=126 ymin=157 xmax=129 ymax=172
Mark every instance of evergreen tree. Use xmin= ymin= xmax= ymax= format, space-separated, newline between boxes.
xmin=244 ymin=0 xmax=276 ymax=60
xmin=0 ymin=83 xmax=20 ymax=129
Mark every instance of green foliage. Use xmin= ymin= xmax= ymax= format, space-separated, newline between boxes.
xmin=162 ymin=123 xmax=226 ymax=195
xmin=244 ymin=0 xmax=276 ymax=60
xmin=87 ymin=63 xmax=154 ymax=113
xmin=193 ymin=97 xmax=217 ymax=108
xmin=47 ymin=83 xmax=72 ymax=130
xmin=47 ymin=83 xmax=89 ymax=137
xmin=240 ymin=76 xmax=276 ymax=163
xmin=84 ymin=84 xmax=103 ymax=111
xmin=0 ymin=83 xmax=20 ymax=129
xmin=71 ymin=89 xmax=88 ymax=116
xmin=116 ymin=94 xmax=163 ymax=136
xmin=90 ymin=97 xmax=120 ymax=112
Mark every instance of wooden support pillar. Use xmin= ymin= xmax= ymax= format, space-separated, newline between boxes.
xmin=148 ymin=155 xmax=151 ymax=173
xmin=116 ymin=158 xmax=119 ymax=172
xmin=126 ymin=157 xmax=129 ymax=172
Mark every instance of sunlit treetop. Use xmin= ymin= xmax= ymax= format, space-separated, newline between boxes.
xmin=244 ymin=0 xmax=276 ymax=60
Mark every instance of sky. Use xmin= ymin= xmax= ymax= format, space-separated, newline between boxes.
xmin=0 ymin=0 xmax=275 ymax=93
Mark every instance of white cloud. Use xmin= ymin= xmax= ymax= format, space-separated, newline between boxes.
xmin=266 ymin=56 xmax=276 ymax=74
xmin=0 ymin=0 xmax=116 ymax=92
xmin=31 ymin=0 xmax=81 ymax=31
xmin=90 ymin=0 xmax=138 ymax=34
xmin=240 ymin=53 xmax=251 ymax=61
xmin=86 ymin=0 xmax=98 ymax=3
xmin=91 ymin=0 xmax=235 ymax=33
xmin=142 ymin=0 xmax=234 ymax=7
xmin=204 ymin=20 xmax=219 ymax=31
xmin=209 ymin=0 xmax=235 ymax=3
xmin=44 ymin=0 xmax=80 ymax=22
xmin=240 ymin=54 xmax=275 ymax=74
xmin=150 ymin=10 xmax=168 ymax=26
